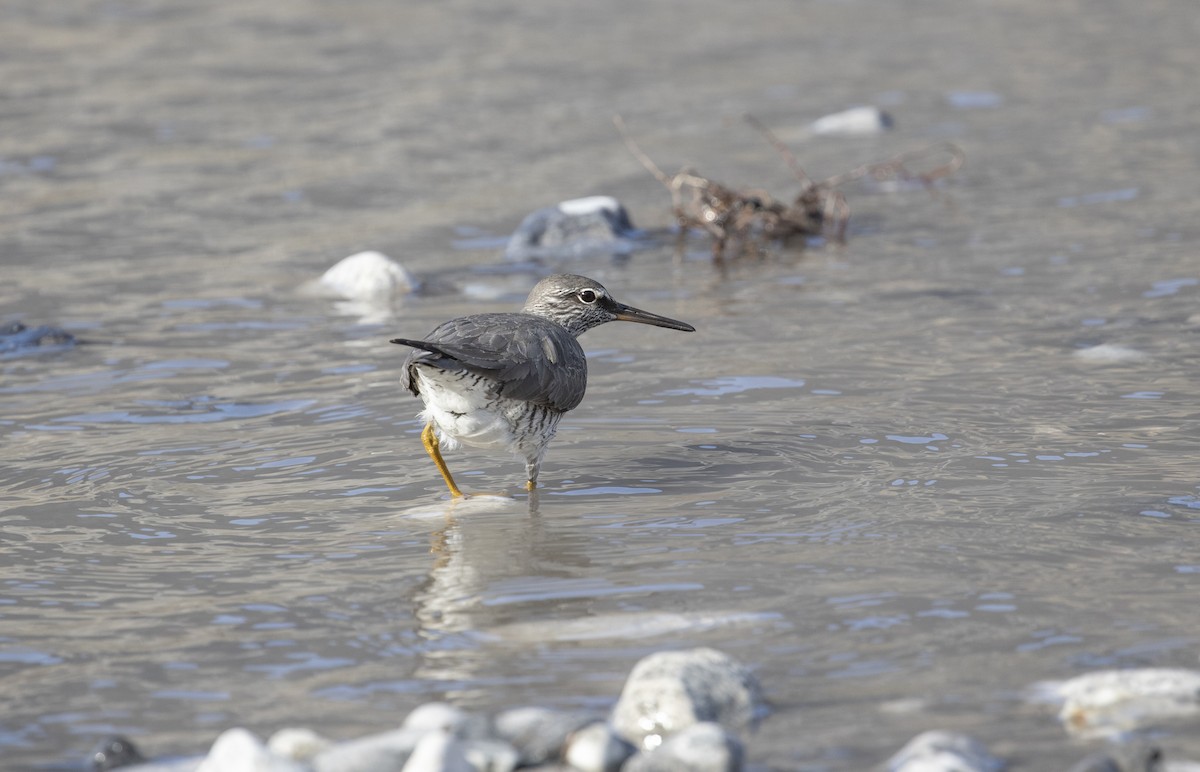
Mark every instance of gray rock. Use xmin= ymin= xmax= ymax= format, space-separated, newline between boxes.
xmin=504 ymin=196 xmax=638 ymax=261
xmin=622 ymin=722 xmax=743 ymax=772
xmin=884 ymin=730 xmax=1005 ymax=772
xmin=610 ymin=648 xmax=765 ymax=750
xmin=196 ymin=728 xmax=310 ymax=772
xmin=311 ymin=728 xmax=424 ymax=772
xmin=492 ymin=706 xmax=597 ymax=766
xmin=563 ymin=721 xmax=636 ymax=772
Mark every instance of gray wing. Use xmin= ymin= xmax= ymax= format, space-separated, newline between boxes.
xmin=391 ymin=313 xmax=588 ymax=412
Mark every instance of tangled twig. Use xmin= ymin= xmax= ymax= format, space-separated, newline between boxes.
xmin=613 ymin=114 xmax=964 ymax=257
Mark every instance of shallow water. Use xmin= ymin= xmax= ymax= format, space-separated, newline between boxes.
xmin=4 ymin=0 xmax=1200 ymax=768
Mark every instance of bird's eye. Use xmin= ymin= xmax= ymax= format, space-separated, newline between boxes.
xmin=577 ymin=289 xmax=599 ymax=303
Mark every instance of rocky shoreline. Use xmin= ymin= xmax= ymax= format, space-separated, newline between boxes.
xmin=90 ymin=648 xmax=1200 ymax=772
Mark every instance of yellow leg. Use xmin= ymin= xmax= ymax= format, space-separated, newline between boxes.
xmin=525 ymin=478 xmax=537 ymax=492
xmin=422 ymin=424 xmax=465 ymax=498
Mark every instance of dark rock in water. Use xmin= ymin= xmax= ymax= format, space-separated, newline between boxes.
xmin=90 ymin=735 xmax=146 ymax=770
xmin=504 ymin=196 xmax=641 ymax=261
xmin=0 ymin=320 xmax=77 ymax=357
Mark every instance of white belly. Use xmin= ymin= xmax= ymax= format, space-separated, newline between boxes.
xmin=413 ymin=367 xmax=518 ymax=451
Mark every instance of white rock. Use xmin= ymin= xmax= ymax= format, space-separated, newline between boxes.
xmin=315 ymin=251 xmax=418 ymax=301
xmin=400 ymin=730 xmax=472 ymax=772
xmin=1055 ymin=668 xmax=1200 ymax=738
xmin=884 ymin=730 xmax=1005 ymax=772
xmin=622 ymin=722 xmax=743 ymax=772
xmin=810 ymin=106 xmax=894 ymax=136
xmin=564 ymin=721 xmax=636 ymax=772
xmin=610 ymin=648 xmax=765 ymax=751
xmin=268 ymin=728 xmax=333 ymax=761
xmin=196 ymin=728 xmax=309 ymax=772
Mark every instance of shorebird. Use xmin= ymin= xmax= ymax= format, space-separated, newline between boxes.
xmin=391 ymin=274 xmax=695 ymax=497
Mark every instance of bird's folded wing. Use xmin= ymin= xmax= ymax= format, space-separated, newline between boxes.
xmin=392 ymin=315 xmax=587 ymax=412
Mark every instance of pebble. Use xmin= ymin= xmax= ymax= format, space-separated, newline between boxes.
xmin=610 ymin=647 xmax=765 ymax=750
xmin=504 ymin=196 xmax=639 ymax=261
xmin=310 ymin=727 xmax=425 ymax=772
xmin=563 ymin=721 xmax=636 ymax=772
xmin=268 ymin=728 xmax=333 ymax=761
xmin=196 ymin=728 xmax=308 ymax=772
xmin=492 ymin=706 xmax=596 ymax=766
xmin=622 ymin=722 xmax=743 ymax=772
xmin=402 ymin=702 xmax=487 ymax=739
xmin=459 ymin=739 xmax=520 ymax=772
xmin=883 ymin=730 xmax=1005 ymax=772
xmin=400 ymin=729 xmax=472 ymax=772
xmin=809 ymin=106 xmax=894 ymax=136
xmin=1054 ymin=668 xmax=1200 ymax=738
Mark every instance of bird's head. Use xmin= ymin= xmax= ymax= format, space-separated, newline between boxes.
xmin=522 ymin=274 xmax=696 ymax=337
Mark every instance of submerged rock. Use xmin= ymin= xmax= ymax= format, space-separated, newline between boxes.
xmin=90 ymin=735 xmax=147 ymax=770
xmin=504 ymin=196 xmax=639 ymax=261
xmin=884 ymin=730 xmax=1005 ymax=772
xmin=1054 ymin=668 xmax=1200 ymax=738
xmin=623 ymin=722 xmax=743 ymax=772
xmin=610 ymin=647 xmax=765 ymax=751
xmin=809 ymin=106 xmax=894 ymax=136
xmin=0 ymin=320 xmax=77 ymax=357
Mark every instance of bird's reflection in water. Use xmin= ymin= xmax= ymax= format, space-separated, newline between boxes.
xmin=407 ymin=490 xmax=583 ymax=697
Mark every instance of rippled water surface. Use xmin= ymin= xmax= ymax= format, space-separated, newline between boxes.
xmin=3 ymin=0 xmax=1200 ymax=768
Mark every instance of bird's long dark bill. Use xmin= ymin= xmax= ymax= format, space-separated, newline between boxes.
xmin=610 ymin=302 xmax=696 ymax=332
